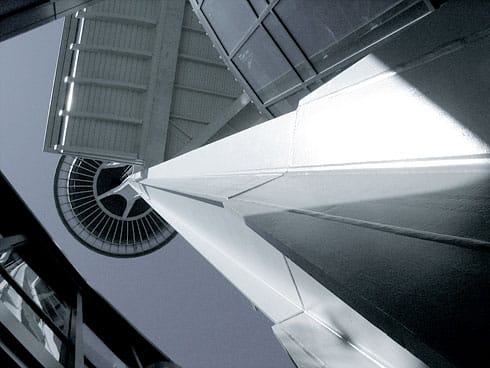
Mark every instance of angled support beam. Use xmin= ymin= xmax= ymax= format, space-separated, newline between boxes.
xmin=73 ymin=292 xmax=84 ymax=368
xmin=140 ymin=0 xmax=186 ymax=167
xmin=130 ymin=346 xmax=144 ymax=368
xmin=174 ymin=83 xmax=237 ymax=100
xmin=77 ymin=11 xmax=158 ymax=27
xmin=178 ymin=53 xmax=227 ymax=68
xmin=178 ymin=92 xmax=250 ymax=155
xmin=64 ymin=76 xmax=147 ymax=92
xmin=182 ymin=25 xmax=206 ymax=34
xmin=70 ymin=43 xmax=153 ymax=59
xmin=0 ymin=234 xmax=27 ymax=253
xmin=59 ymin=110 xmax=143 ymax=125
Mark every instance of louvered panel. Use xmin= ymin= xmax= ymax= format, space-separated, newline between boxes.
xmin=174 ymin=58 xmax=241 ymax=97
xmin=45 ymin=0 xmax=263 ymax=166
xmin=178 ymin=29 xmax=221 ymax=62
xmin=164 ymin=1 xmax=262 ymax=159
xmin=45 ymin=0 xmax=166 ymax=164
xmin=171 ymin=88 xmax=231 ymax=123
xmin=64 ymin=118 xmax=141 ymax=154
xmin=75 ymin=53 xmax=150 ymax=85
xmin=165 ymin=123 xmax=190 ymax=159
xmin=71 ymin=85 xmax=144 ymax=118
xmin=94 ymin=0 xmax=160 ymax=19
xmin=80 ymin=19 xmax=156 ymax=52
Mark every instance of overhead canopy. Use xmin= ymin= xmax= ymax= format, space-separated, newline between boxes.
xmin=190 ymin=0 xmax=438 ymax=116
xmin=44 ymin=0 xmax=265 ymax=166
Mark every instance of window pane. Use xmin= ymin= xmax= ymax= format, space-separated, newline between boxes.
xmin=233 ymin=27 xmax=301 ymax=101
xmin=263 ymin=14 xmax=315 ymax=80
xmin=0 ymin=277 xmax=64 ymax=361
xmin=0 ymin=251 xmax=69 ymax=333
xmin=202 ymin=0 xmax=257 ymax=52
xmin=275 ymin=0 xmax=403 ymax=59
xmin=310 ymin=1 xmax=430 ymax=73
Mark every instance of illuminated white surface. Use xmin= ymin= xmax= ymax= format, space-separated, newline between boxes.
xmin=142 ymin=186 xmax=303 ymax=323
xmin=132 ymin=21 xmax=490 ymax=368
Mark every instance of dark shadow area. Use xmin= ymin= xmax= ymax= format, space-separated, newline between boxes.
xmin=251 ymin=6 xmax=490 ymax=365
xmin=246 ymin=211 xmax=489 ymax=367
xmin=0 ymin=0 xmax=46 ymax=18
xmin=242 ymin=170 xmax=490 ymax=368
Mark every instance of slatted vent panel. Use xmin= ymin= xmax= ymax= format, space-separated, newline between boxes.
xmin=45 ymin=0 xmax=164 ymax=164
xmin=165 ymin=2 xmax=245 ymax=159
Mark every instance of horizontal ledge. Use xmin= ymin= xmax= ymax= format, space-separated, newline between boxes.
xmin=77 ymin=11 xmax=157 ymax=27
xmin=71 ymin=43 xmax=153 ymax=59
xmin=174 ymin=83 xmax=237 ymax=99
xmin=64 ymin=76 xmax=147 ymax=92
xmin=182 ymin=25 xmax=206 ymax=34
xmin=286 ymin=207 xmax=490 ymax=251
xmin=59 ymin=110 xmax=143 ymax=125
xmin=178 ymin=53 xmax=227 ymax=68
xmin=54 ymin=145 xmax=141 ymax=163
xmin=142 ymin=184 xmax=224 ymax=208
xmin=169 ymin=114 xmax=208 ymax=125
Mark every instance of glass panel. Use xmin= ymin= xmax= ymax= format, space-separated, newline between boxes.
xmin=233 ymin=27 xmax=301 ymax=101
xmin=83 ymin=324 xmax=128 ymax=368
xmin=202 ymin=0 xmax=257 ymax=52
xmin=275 ymin=0 xmax=403 ymax=60
xmin=310 ymin=1 xmax=430 ymax=73
xmin=0 ymin=277 xmax=64 ymax=361
xmin=0 ymin=250 xmax=69 ymax=333
xmin=263 ymin=14 xmax=316 ymax=80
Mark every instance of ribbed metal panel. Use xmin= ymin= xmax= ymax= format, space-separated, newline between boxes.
xmin=45 ymin=0 xmax=264 ymax=165
xmin=63 ymin=0 xmax=160 ymax=162
xmin=45 ymin=0 xmax=163 ymax=164
xmin=164 ymin=1 xmax=262 ymax=159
